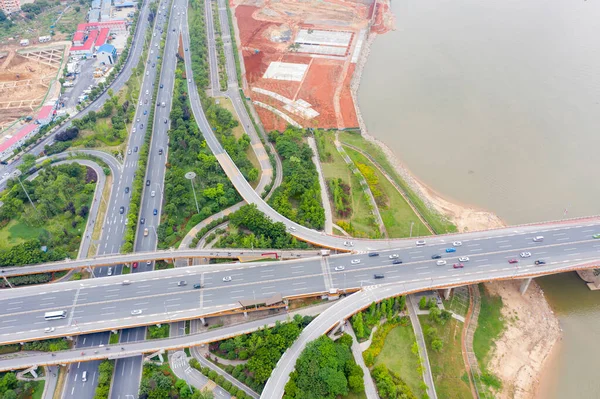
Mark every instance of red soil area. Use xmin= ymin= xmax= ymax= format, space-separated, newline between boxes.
xmin=339 ymin=64 xmax=359 ymax=128
xmin=235 ymin=2 xmax=361 ymax=131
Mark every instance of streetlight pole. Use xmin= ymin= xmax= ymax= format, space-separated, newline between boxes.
xmin=184 ymin=171 xmax=200 ymax=214
xmin=14 ymin=171 xmax=38 ymax=214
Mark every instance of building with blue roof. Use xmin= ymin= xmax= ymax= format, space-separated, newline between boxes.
xmin=97 ymin=43 xmax=117 ymax=65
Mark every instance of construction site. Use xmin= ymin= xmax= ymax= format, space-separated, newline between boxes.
xmin=0 ymin=43 xmax=67 ymax=130
xmin=230 ymin=0 xmax=394 ymax=131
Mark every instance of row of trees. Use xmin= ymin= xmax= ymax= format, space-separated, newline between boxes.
xmin=157 ymin=61 xmax=240 ymax=248
xmin=328 ymin=178 xmax=352 ymax=218
xmin=189 ymin=360 xmax=250 ymax=399
xmin=351 ymin=297 xmax=406 ymax=341
xmin=188 ymin=0 xmax=210 ymax=90
xmin=92 ymin=360 xmax=114 ymax=399
xmin=213 ymin=204 xmax=310 ymax=249
xmin=268 ymin=127 xmax=325 ymax=230
xmin=209 ymin=314 xmax=315 ymax=390
xmin=283 ymin=334 xmax=365 ymax=399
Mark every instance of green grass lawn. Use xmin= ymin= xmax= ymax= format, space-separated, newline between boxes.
xmin=473 ymin=284 xmax=505 ymax=370
xmin=343 ymin=392 xmax=368 ymax=399
xmin=419 ymin=316 xmax=472 ymax=398
xmin=338 ymin=131 xmax=457 ymax=234
xmin=217 ymin=96 xmax=261 ymax=177
xmin=0 ymin=220 xmax=46 ymax=250
xmin=318 ymin=131 xmax=379 ymax=238
xmin=374 ymin=324 xmax=426 ymax=398
xmin=109 ymin=332 xmax=120 ymax=345
xmin=344 ymin=147 xmax=430 ymax=238
xmin=30 ymin=380 xmax=45 ymax=399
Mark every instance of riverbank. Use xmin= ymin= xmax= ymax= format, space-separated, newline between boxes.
xmin=350 ymin=11 xmax=560 ymax=396
xmin=484 ymin=280 xmax=560 ymax=399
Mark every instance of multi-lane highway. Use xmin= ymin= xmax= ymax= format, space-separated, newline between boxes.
xmin=1 ymin=220 xmax=600 ymax=346
xmin=62 ymin=1 xmax=174 ymax=397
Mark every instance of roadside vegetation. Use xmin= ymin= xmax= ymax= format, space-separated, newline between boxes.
xmin=212 ymin=204 xmax=310 ymax=249
xmin=92 ymin=360 xmax=114 ymax=399
xmin=419 ymin=314 xmax=471 ymax=398
xmin=206 ymin=314 xmax=315 ymax=393
xmin=188 ymin=359 xmax=251 ymax=399
xmin=344 ymin=147 xmax=430 ymax=238
xmin=210 ymin=0 xmax=228 ymax=90
xmin=157 ymin=61 xmax=240 ymax=248
xmin=0 ymin=163 xmax=96 ymax=272
xmin=147 ymin=324 xmax=170 ymax=340
xmin=0 ymin=338 xmax=71 ymax=355
xmin=373 ymin=324 xmax=427 ymax=398
xmin=337 ymin=131 xmax=457 ymax=234
xmin=139 ymin=362 xmax=213 ymax=399
xmin=0 ymin=371 xmax=44 ymax=399
xmin=315 ymin=130 xmax=379 ymax=237
xmin=473 ymin=284 xmax=505 ymax=393
xmin=283 ymin=334 xmax=365 ymax=399
xmin=267 ymin=127 xmax=324 ymax=230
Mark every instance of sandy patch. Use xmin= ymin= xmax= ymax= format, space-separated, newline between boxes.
xmin=484 ymin=280 xmax=561 ymax=399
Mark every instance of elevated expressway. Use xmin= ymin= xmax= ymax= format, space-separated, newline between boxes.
xmin=0 ymin=219 xmax=599 ymax=346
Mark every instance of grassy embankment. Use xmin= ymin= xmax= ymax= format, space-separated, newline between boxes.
xmin=316 ymin=130 xmax=380 ymax=238
xmin=216 ymin=96 xmax=261 ymax=182
xmin=374 ymin=324 xmax=427 ymax=398
xmin=338 ymin=131 xmax=457 ymax=234
xmin=419 ymin=316 xmax=472 ymax=398
xmin=344 ymin=147 xmax=430 ymax=238
xmin=0 ymin=3 xmax=87 ymax=41
xmin=472 ymin=284 xmax=505 ymax=393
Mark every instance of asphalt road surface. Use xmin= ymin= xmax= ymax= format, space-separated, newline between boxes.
xmin=2 ymin=222 xmax=600 ymax=345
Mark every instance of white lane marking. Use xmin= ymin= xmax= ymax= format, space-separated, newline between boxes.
xmin=415 ymin=266 xmax=429 ymax=270
xmin=475 ymin=259 xmax=488 ymax=262
xmin=554 ymin=233 xmax=566 ymax=236
xmin=417 ymin=272 xmax=431 ymax=275
xmin=556 ymin=237 xmax=569 ymax=241
xmin=498 ymin=245 xmax=512 ymax=248
xmin=563 ymin=248 xmax=577 ymax=251
xmin=496 ymin=240 xmax=509 ymax=243
xmin=412 ymin=256 xmax=425 ymax=259
xmin=469 ymin=249 xmax=483 ymax=252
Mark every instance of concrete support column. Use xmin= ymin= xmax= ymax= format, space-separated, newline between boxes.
xmin=200 ymin=317 xmax=206 ymax=326
xmin=443 ymin=288 xmax=452 ymax=300
xmin=187 ymin=258 xmax=192 ymax=266
xmin=520 ymin=277 xmax=533 ymax=295
xmin=243 ymin=311 xmax=248 ymax=318
xmin=3 ymin=276 xmax=13 ymax=288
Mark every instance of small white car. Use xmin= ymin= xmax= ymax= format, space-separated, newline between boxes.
xmin=222 ymin=276 xmax=232 ymax=282
xmin=344 ymin=241 xmax=354 ymax=247
xmin=388 ymin=254 xmax=399 ymax=259
xmin=532 ymin=236 xmax=544 ymax=242
xmin=453 ymin=241 xmax=463 ymax=247
xmin=334 ymin=266 xmax=345 ymax=271
xmin=520 ymin=252 xmax=532 ymax=258
xmin=151 ymin=191 xmax=156 ymax=197
xmin=458 ymin=256 xmax=470 ymax=262
xmin=351 ymin=259 xmax=360 ymax=265
xmin=416 ymin=240 xmax=426 ymax=246
xmin=132 ymin=128 xmax=136 ymax=133
xmin=44 ymin=327 xmax=55 ymax=333
xmin=436 ymin=260 xmax=447 ymax=266
xmin=131 ymin=309 xmax=142 ymax=315
xmin=288 ymin=226 xmax=296 ymax=231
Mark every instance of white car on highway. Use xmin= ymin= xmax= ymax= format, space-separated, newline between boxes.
xmin=436 ymin=260 xmax=447 ymax=266
xmin=458 ymin=256 xmax=469 ymax=262
xmin=222 ymin=276 xmax=232 ymax=282
xmin=453 ymin=241 xmax=462 ymax=247
xmin=389 ymin=254 xmax=399 ymax=259
xmin=351 ymin=259 xmax=360 ymax=265
xmin=131 ymin=309 xmax=142 ymax=315
xmin=343 ymin=241 xmax=354 ymax=247
xmin=334 ymin=266 xmax=345 ymax=271
xmin=520 ymin=252 xmax=532 ymax=258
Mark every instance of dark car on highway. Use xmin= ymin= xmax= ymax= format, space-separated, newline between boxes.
xmin=392 ymin=259 xmax=403 ymax=264
xmin=153 ymin=209 xmax=158 ymax=215
xmin=431 ymin=254 xmax=442 ymax=259
xmin=368 ymin=253 xmax=379 ymax=257
xmin=119 ymin=206 xmax=125 ymax=214
xmin=534 ymin=260 xmax=546 ymax=265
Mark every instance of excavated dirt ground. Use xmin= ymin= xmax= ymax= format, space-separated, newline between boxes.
xmin=232 ymin=0 xmax=374 ymax=131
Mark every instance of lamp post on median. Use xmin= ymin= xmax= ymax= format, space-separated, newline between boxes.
xmin=184 ymin=171 xmax=200 ymax=214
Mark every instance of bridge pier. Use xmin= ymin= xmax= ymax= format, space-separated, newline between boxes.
xmin=200 ymin=317 xmax=207 ymax=326
xmin=520 ymin=278 xmax=533 ymax=295
xmin=2 ymin=276 xmax=12 ymax=288
xmin=442 ymin=288 xmax=452 ymax=300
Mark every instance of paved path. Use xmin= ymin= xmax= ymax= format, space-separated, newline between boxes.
xmin=407 ymin=295 xmax=438 ymax=399
xmin=191 ymin=319 xmax=259 ymax=399
xmin=42 ymin=365 xmax=59 ymax=399
xmin=346 ymin=322 xmax=380 ymax=399
xmin=307 ymin=136 xmax=334 ymax=234
xmin=463 ymin=285 xmax=483 ymax=398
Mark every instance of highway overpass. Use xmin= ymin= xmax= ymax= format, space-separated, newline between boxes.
xmin=1 ymin=221 xmax=600 ymax=345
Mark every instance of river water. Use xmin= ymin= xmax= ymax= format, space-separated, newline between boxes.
xmin=357 ymin=0 xmax=600 ymax=397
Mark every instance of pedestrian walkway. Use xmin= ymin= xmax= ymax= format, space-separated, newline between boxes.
xmin=346 ymin=322 xmax=380 ymax=399
xmin=407 ymin=295 xmax=438 ymax=399
xmin=307 ymin=136 xmax=333 ymax=234
xmin=463 ymin=285 xmax=488 ymax=399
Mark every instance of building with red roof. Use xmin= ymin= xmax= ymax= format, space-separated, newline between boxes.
xmin=73 ymin=31 xmax=86 ymax=46
xmin=36 ymin=105 xmax=55 ymax=125
xmin=70 ymin=30 xmax=99 ymax=56
xmin=0 ymin=124 xmax=39 ymax=161
xmin=95 ymin=28 xmax=110 ymax=47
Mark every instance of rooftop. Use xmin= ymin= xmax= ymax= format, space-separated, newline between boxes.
xmin=0 ymin=124 xmax=38 ymax=153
